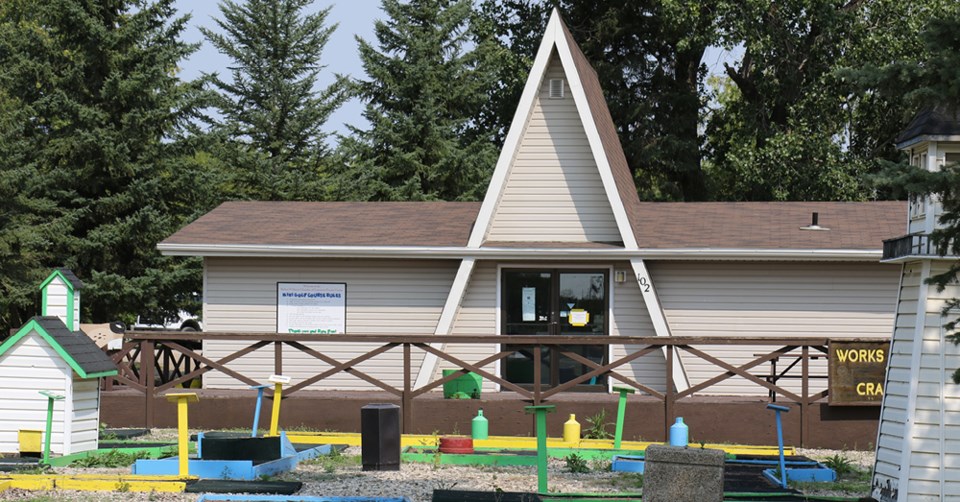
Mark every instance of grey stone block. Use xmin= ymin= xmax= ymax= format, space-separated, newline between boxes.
xmin=643 ymin=444 xmax=725 ymax=502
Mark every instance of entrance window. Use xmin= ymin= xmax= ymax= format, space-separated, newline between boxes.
xmin=501 ymin=269 xmax=608 ymax=390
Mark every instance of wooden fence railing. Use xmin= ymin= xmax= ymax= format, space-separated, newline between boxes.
xmin=105 ymin=332 xmax=886 ymax=445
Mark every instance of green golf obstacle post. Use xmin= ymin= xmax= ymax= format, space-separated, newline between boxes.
xmin=524 ymin=404 xmax=556 ymax=494
xmin=39 ymin=390 xmax=64 ymax=465
xmin=612 ymin=386 xmax=635 ymax=449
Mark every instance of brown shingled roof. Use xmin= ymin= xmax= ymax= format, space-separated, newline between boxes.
xmin=633 ymin=201 xmax=906 ymax=250
xmin=163 ymin=200 xmax=905 ymax=252
xmin=162 ymin=201 xmax=481 ymax=247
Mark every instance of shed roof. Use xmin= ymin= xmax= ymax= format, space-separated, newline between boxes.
xmin=162 ymin=201 xmax=481 ymax=247
xmin=39 ymin=268 xmax=84 ymax=291
xmin=161 ymin=200 xmax=905 ymax=253
xmin=0 ymin=317 xmax=117 ymax=378
xmin=631 ymin=201 xmax=905 ymax=250
xmin=896 ymin=106 xmax=960 ymax=148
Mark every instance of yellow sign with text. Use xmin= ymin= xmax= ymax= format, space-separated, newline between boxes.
xmin=829 ymin=341 xmax=890 ymax=405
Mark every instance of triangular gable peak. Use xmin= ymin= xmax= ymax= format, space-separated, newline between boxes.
xmin=469 ymin=9 xmax=641 ymax=249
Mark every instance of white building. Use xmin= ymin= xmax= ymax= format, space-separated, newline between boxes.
xmin=872 ymin=108 xmax=960 ymax=502
xmin=0 ymin=269 xmax=117 ymax=455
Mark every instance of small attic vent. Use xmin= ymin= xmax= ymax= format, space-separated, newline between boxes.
xmin=548 ymin=78 xmax=565 ymax=99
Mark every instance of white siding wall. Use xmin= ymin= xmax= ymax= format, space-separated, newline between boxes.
xmin=441 ymin=261 xmax=498 ymax=391
xmin=651 ymin=261 xmax=900 ymax=396
xmin=203 ymin=258 xmax=458 ymax=390
xmin=0 ymin=335 xmax=71 ymax=454
xmin=43 ymin=278 xmax=69 ymax=325
xmin=486 ymin=52 xmax=620 ymax=243
xmin=874 ymin=261 xmax=960 ymax=502
xmin=70 ymin=377 xmax=100 ymax=454
xmin=440 ymin=261 xmax=665 ymax=393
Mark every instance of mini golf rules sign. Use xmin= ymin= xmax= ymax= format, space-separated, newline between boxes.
xmin=828 ymin=340 xmax=890 ymax=405
xmin=277 ymin=282 xmax=346 ymax=334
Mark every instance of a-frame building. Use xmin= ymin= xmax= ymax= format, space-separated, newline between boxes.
xmin=159 ymin=9 xmax=904 ymax=446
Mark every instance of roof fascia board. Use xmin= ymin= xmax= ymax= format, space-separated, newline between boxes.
xmin=159 ymin=243 xmax=883 ymax=261
xmin=553 ymin=19 xmax=639 ymax=250
xmin=896 ymin=134 xmax=960 ymax=150
xmin=630 ymin=258 xmax=689 ymax=391
xmin=466 ymin=10 xmax=565 ymax=248
xmin=0 ymin=319 xmax=90 ymax=378
xmin=414 ymin=258 xmax=476 ymax=389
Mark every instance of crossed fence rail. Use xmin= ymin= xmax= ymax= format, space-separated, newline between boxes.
xmin=104 ymin=332 xmax=886 ymax=446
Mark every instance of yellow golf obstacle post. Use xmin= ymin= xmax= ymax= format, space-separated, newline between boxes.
xmin=165 ymin=392 xmax=199 ymax=477
xmin=267 ymin=375 xmax=291 ymax=436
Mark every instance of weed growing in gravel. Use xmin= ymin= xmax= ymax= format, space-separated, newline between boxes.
xmin=823 ymin=453 xmax=854 ymax=476
xmin=611 ymin=472 xmax=644 ymax=490
xmin=302 ymin=448 xmax=360 ymax=473
xmin=71 ymin=449 xmax=149 ymax=467
xmin=564 ymin=453 xmax=589 ymax=473
xmin=792 ymin=466 xmax=871 ymax=496
xmin=584 ymin=409 xmax=612 ymax=440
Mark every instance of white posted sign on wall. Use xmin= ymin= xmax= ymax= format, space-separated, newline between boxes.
xmin=276 ymin=282 xmax=346 ymax=334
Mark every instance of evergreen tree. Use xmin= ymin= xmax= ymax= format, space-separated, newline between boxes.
xmin=340 ymin=0 xmax=499 ymax=201
xmin=0 ymin=0 xmax=210 ymax=330
xmin=847 ymin=16 xmax=960 ymax=363
xmin=202 ymin=0 xmax=347 ymax=201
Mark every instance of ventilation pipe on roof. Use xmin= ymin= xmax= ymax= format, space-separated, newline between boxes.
xmin=800 ymin=212 xmax=829 ymax=231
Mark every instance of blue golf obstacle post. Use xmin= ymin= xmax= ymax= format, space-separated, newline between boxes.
xmin=767 ymin=403 xmax=790 ymax=489
xmin=250 ymin=384 xmax=270 ymax=437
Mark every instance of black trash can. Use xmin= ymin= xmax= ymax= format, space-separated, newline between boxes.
xmin=361 ymin=403 xmax=400 ymax=471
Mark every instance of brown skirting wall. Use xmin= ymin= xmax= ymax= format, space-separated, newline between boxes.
xmin=101 ymin=389 xmax=878 ymax=450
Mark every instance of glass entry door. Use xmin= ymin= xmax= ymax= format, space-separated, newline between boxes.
xmin=502 ymin=269 xmax=608 ymax=390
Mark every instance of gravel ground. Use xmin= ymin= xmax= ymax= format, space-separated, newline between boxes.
xmin=0 ymin=430 xmax=877 ymax=502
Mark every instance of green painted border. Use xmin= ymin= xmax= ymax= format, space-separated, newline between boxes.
xmin=0 ymin=319 xmax=117 ymax=379
xmin=65 ymin=288 xmax=75 ymax=331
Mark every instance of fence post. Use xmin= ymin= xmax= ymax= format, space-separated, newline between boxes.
xmin=143 ymin=340 xmax=155 ymax=429
xmin=274 ymin=341 xmax=283 ymax=375
xmin=801 ymin=345 xmax=809 ymax=447
xmin=403 ymin=343 xmax=412 ymax=434
xmin=664 ymin=344 xmax=674 ymax=441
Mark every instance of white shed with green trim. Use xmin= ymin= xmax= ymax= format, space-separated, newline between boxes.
xmin=39 ymin=268 xmax=83 ymax=332
xmin=0 ymin=269 xmax=117 ymax=456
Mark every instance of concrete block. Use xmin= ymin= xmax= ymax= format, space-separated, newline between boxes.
xmin=643 ymin=444 xmax=725 ymax=502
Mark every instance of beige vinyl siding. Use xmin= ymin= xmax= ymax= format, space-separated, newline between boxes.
xmin=650 ymin=261 xmax=900 ymax=396
xmin=441 ymin=261 xmax=498 ymax=392
xmin=486 ymin=51 xmax=620 ymax=243
xmin=610 ymin=261 xmax=666 ymax=392
xmin=0 ymin=335 xmax=71 ymax=454
xmin=203 ymin=258 xmax=457 ymax=390
xmin=70 ymin=378 xmax=100 ymax=453
xmin=441 ymin=261 xmax=665 ymax=393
